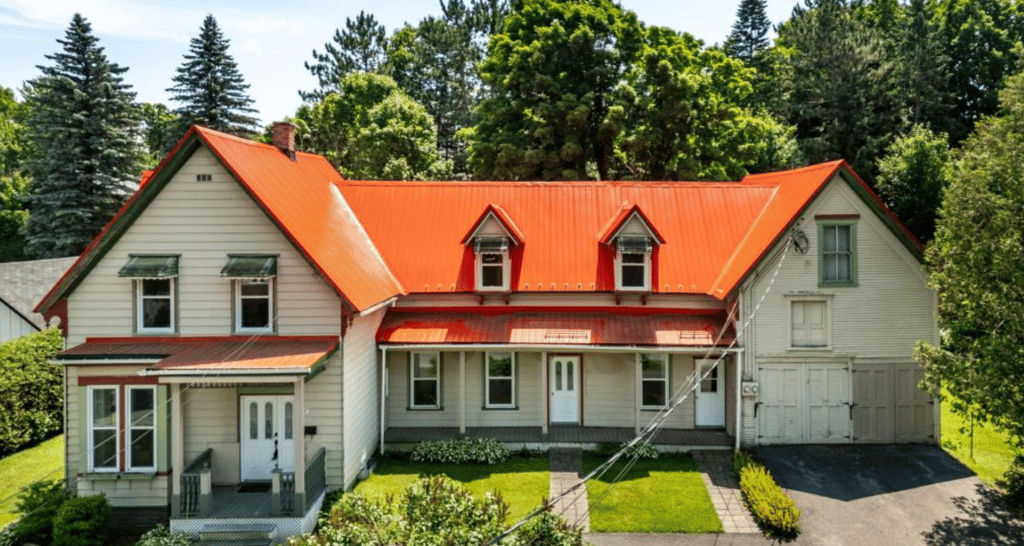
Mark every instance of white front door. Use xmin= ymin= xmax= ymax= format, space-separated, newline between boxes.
xmin=549 ymin=356 xmax=580 ymax=423
xmin=695 ymin=359 xmax=726 ymax=427
xmin=240 ymin=395 xmax=295 ymax=481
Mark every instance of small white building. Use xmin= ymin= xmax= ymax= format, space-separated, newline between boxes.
xmin=0 ymin=257 xmax=75 ymax=343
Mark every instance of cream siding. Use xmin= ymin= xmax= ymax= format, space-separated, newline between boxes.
xmin=386 ymin=351 xmax=459 ymax=427
xmin=65 ymin=366 xmax=79 ymax=493
xmin=466 ymin=351 xmax=543 ymax=427
xmin=305 ymin=351 xmax=344 ymax=489
xmin=342 ymin=309 xmax=386 ymax=488
xmin=65 ymin=146 xmax=342 ymax=346
xmin=0 ymin=303 xmax=36 ymax=342
xmin=582 ymin=353 xmax=633 ymax=427
xmin=77 ymin=476 xmax=169 ymax=507
xmin=182 ymin=387 xmax=239 ymax=485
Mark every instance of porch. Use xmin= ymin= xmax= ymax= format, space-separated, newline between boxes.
xmin=383 ymin=425 xmax=732 ymax=451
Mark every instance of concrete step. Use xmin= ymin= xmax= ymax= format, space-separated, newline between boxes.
xmin=197 ymin=523 xmax=276 ymax=545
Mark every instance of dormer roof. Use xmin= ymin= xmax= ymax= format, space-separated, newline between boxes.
xmin=598 ymin=202 xmax=666 ymax=246
xmin=460 ymin=204 xmax=524 ymax=246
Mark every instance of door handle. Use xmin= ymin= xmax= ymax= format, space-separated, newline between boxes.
xmin=754 ymin=401 xmax=762 ymax=418
xmin=849 ymin=403 xmax=857 ymax=420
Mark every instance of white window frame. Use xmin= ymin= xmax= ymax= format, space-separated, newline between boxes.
xmin=615 ymin=238 xmax=652 ymax=292
xmin=475 ymin=249 xmax=510 ymax=292
xmin=136 ymin=278 xmax=175 ymax=333
xmin=410 ymin=352 xmax=441 ymax=409
xmin=234 ymin=278 xmax=275 ymax=333
xmin=788 ymin=297 xmax=832 ymax=349
xmin=639 ymin=353 xmax=669 ymax=410
xmin=484 ymin=352 xmax=516 ymax=409
xmin=87 ymin=386 xmax=119 ymax=473
xmin=126 ymin=386 xmax=157 ymax=472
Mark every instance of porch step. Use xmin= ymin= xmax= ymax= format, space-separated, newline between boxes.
xmin=198 ymin=523 xmax=275 ymax=546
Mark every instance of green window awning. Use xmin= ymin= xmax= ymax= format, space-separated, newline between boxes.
xmin=220 ymin=255 xmax=277 ymax=278
xmin=118 ymin=255 xmax=179 ymax=278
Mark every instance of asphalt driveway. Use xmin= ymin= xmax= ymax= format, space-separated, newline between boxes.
xmin=753 ymin=444 xmax=1023 ymax=546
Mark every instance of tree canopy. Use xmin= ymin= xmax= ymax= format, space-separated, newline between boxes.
xmin=301 ymin=11 xmax=389 ymax=102
xmin=726 ymin=0 xmax=772 ymax=62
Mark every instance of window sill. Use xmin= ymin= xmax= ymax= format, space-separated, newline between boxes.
xmin=81 ymin=471 xmax=157 ymax=481
xmin=818 ymin=281 xmax=857 ymax=288
xmin=407 ymin=406 xmax=444 ymax=411
xmin=234 ymin=329 xmax=277 ymax=335
xmin=135 ymin=331 xmax=179 ymax=336
xmin=787 ymin=346 xmax=832 ymax=352
xmin=640 ymin=407 xmax=668 ymax=412
xmin=482 ymin=406 xmax=519 ymax=411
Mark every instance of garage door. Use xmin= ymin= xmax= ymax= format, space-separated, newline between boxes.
xmin=758 ymin=363 xmax=850 ymax=444
xmin=852 ymin=363 xmax=934 ymax=443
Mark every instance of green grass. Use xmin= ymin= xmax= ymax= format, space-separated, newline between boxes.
xmin=940 ymin=393 xmax=1017 ymax=486
xmin=583 ymin=454 xmax=722 ymax=533
xmin=0 ymin=435 xmax=65 ymax=529
xmin=351 ymin=455 xmax=550 ymax=522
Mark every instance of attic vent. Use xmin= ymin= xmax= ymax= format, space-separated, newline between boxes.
xmin=543 ymin=329 xmax=591 ymax=342
xmin=196 ymin=174 xmax=212 ymax=182
xmin=678 ymin=331 xmax=713 ymax=344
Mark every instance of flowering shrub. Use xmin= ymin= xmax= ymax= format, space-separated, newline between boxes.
xmin=411 ymin=438 xmax=510 ymax=464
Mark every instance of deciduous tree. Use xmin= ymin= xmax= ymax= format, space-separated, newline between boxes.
xmin=875 ymin=124 xmax=951 ymax=243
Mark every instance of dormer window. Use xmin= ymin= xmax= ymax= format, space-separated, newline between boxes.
xmin=616 ymin=236 xmax=652 ymax=291
xmin=475 ymin=237 xmax=510 ymax=292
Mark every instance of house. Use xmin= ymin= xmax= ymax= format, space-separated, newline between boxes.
xmin=35 ymin=124 xmax=938 ymax=541
xmin=0 ymin=257 xmax=75 ymax=343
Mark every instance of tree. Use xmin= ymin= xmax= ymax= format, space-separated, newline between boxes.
xmin=301 ymin=11 xmax=388 ymax=102
xmin=168 ymin=15 xmax=259 ymax=137
xmin=139 ymin=102 xmax=179 ymax=165
xmin=726 ymin=0 xmax=772 ymax=62
xmin=893 ymin=0 xmax=951 ymax=131
xmin=469 ymin=0 xmax=645 ymax=180
xmin=0 ymin=86 xmax=30 ymax=262
xmin=293 ymin=73 xmax=451 ymax=180
xmin=23 ymin=14 xmax=142 ymax=258
xmin=915 ymin=67 xmax=1024 ymax=450
xmin=874 ymin=124 xmax=951 ymax=243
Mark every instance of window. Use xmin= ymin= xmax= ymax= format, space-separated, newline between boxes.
xmin=410 ymin=352 xmax=441 ymax=409
xmin=640 ymin=354 xmax=668 ymax=409
xmin=485 ymin=352 xmax=515 ymax=408
xmin=88 ymin=387 xmax=118 ymax=472
xmin=127 ymin=387 xmax=156 ymax=471
xmin=820 ymin=222 xmax=857 ymax=286
xmin=700 ymin=365 xmax=718 ymax=394
xmin=138 ymin=279 xmax=175 ymax=332
xmin=235 ymin=279 xmax=273 ymax=332
xmin=791 ymin=300 xmax=829 ymax=348
xmin=616 ymin=237 xmax=652 ymax=291
xmin=474 ymin=237 xmax=510 ymax=292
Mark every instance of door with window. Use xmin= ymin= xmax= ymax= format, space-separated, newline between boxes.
xmin=240 ymin=395 xmax=294 ymax=481
xmin=549 ymin=356 xmax=580 ymax=423
xmin=695 ymin=359 xmax=726 ymax=427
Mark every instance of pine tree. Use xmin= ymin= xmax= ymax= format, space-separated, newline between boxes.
xmin=301 ymin=11 xmax=388 ymax=102
xmin=23 ymin=13 xmax=142 ymax=258
xmin=168 ymin=15 xmax=259 ymax=137
xmin=726 ymin=0 xmax=772 ymax=62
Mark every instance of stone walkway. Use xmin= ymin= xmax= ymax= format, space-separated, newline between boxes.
xmin=549 ymin=448 xmax=590 ymax=532
xmin=690 ymin=451 xmax=759 ymax=534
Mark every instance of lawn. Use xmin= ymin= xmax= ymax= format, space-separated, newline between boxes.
xmin=940 ymin=393 xmax=1017 ymax=486
xmin=583 ymin=453 xmax=722 ymax=533
xmin=351 ymin=455 xmax=550 ymax=522
xmin=0 ymin=435 xmax=65 ymax=529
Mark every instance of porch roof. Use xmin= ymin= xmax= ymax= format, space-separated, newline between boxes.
xmin=58 ymin=335 xmax=338 ymax=375
xmin=375 ymin=308 xmax=733 ymax=347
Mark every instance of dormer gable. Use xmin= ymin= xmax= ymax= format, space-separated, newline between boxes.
xmin=600 ymin=203 xmax=665 ymax=292
xmin=462 ymin=205 xmax=523 ymax=293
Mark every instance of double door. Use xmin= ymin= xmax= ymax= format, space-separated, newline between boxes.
xmin=240 ymin=395 xmax=294 ymax=481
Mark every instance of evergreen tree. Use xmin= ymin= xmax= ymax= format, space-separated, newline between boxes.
xmin=301 ymin=11 xmax=388 ymax=102
xmin=168 ymin=15 xmax=259 ymax=137
xmin=726 ymin=0 xmax=772 ymax=62
xmin=23 ymin=14 xmax=142 ymax=258
xmin=894 ymin=0 xmax=951 ymax=131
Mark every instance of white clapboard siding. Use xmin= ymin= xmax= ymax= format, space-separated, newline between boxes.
xmin=182 ymin=387 xmax=239 ymax=485
xmin=465 ymin=351 xmax=543 ymax=427
xmin=77 ymin=476 xmax=170 ymax=507
xmin=386 ymin=351 xmax=460 ymax=427
xmin=306 ymin=350 xmax=344 ymax=489
xmin=582 ymin=353 xmax=635 ymax=428
xmin=342 ymin=308 xmax=386 ymax=488
xmin=66 ymin=146 xmax=342 ymax=345
xmin=0 ymin=303 xmax=37 ymax=342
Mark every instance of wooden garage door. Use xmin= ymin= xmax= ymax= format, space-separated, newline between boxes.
xmin=852 ymin=363 xmax=934 ymax=443
xmin=758 ymin=363 xmax=850 ymax=444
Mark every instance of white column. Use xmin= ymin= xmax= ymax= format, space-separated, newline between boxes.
xmin=294 ymin=378 xmax=306 ymax=504
xmin=634 ymin=353 xmax=642 ymax=434
xmin=380 ymin=347 xmax=387 ymax=454
xmin=735 ymin=351 xmax=743 ymax=452
xmin=459 ymin=351 xmax=466 ymax=435
xmin=540 ymin=352 xmax=548 ymax=434
xmin=170 ymin=383 xmax=184 ymax=517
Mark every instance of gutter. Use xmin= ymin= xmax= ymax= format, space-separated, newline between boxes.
xmin=379 ymin=343 xmax=739 ymax=355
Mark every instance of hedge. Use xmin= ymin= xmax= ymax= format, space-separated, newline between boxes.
xmin=411 ymin=438 xmax=510 ymax=464
xmin=733 ymin=450 xmax=801 ymax=538
xmin=0 ymin=327 xmax=64 ymax=454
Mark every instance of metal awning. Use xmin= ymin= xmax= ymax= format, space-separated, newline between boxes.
xmin=118 ymin=255 xmax=179 ymax=278
xmin=474 ymin=237 xmax=510 ymax=253
xmin=616 ymin=236 xmax=652 ymax=253
xmin=220 ymin=255 xmax=277 ymax=278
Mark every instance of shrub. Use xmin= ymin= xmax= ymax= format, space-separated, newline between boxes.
xmin=410 ymin=438 xmax=510 ymax=464
xmin=1000 ymin=454 xmax=1024 ymax=508
xmin=509 ymin=510 xmax=584 ymax=546
xmin=739 ymin=464 xmax=801 ymax=538
xmin=623 ymin=440 xmax=658 ymax=460
xmin=52 ymin=494 xmax=112 ymax=546
xmin=0 ymin=328 xmax=64 ymax=454
xmin=133 ymin=524 xmax=193 ymax=546
xmin=732 ymin=449 xmax=756 ymax=479
xmin=11 ymin=478 xmax=68 ymax=545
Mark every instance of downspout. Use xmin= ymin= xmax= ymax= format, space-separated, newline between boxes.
xmin=379 ymin=346 xmax=387 ymax=454
xmin=735 ymin=349 xmax=742 ymax=452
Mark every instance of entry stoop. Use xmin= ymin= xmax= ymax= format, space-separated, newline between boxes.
xmin=198 ymin=523 xmax=276 ymax=546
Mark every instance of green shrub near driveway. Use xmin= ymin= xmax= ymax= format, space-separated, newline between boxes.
xmin=733 ymin=450 xmax=800 ymax=538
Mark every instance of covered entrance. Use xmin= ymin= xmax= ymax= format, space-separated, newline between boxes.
xmin=695 ymin=359 xmax=726 ymax=427
xmin=240 ymin=395 xmax=295 ymax=481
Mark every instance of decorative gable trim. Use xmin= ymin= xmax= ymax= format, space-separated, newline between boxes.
xmin=598 ymin=203 xmax=666 ymax=246
xmin=460 ymin=204 xmax=524 ymax=246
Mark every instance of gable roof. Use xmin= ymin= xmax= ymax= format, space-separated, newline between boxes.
xmin=461 ymin=204 xmax=525 ymax=245
xmin=598 ymin=203 xmax=667 ymax=245
xmin=36 ymin=126 xmax=403 ymax=316
xmin=0 ymin=258 xmax=76 ymax=330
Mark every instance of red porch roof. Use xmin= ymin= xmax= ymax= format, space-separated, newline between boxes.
xmin=59 ymin=336 xmax=338 ymax=373
xmin=376 ymin=308 xmax=733 ymax=347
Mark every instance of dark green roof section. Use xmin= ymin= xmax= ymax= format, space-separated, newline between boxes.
xmin=220 ymin=255 xmax=278 ymax=278
xmin=118 ymin=255 xmax=180 ymax=278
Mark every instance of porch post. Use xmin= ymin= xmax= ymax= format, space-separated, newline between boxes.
xmin=459 ymin=351 xmax=466 ymax=436
xmin=634 ymin=353 xmax=642 ymax=434
xmin=170 ymin=383 xmax=184 ymax=518
xmin=294 ymin=377 xmax=306 ymax=513
xmin=380 ymin=347 xmax=387 ymax=454
xmin=540 ymin=352 xmax=548 ymax=438
xmin=735 ymin=351 xmax=742 ymax=452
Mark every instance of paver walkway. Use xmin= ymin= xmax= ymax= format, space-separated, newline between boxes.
xmin=690 ymin=451 xmax=758 ymax=534
xmin=549 ymin=448 xmax=590 ymax=532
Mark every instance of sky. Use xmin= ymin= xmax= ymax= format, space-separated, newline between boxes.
xmin=0 ymin=0 xmax=799 ymax=126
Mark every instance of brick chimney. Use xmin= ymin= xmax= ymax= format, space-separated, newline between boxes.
xmin=272 ymin=121 xmax=296 ymax=160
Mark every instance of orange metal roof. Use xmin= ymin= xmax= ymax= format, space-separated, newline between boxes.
xmin=376 ymin=308 xmax=733 ymax=347
xmin=60 ymin=336 xmax=338 ymax=373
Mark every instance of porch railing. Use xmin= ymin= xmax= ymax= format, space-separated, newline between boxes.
xmin=305 ymin=447 xmax=327 ymax=507
xmin=180 ymin=448 xmax=212 ymax=517
xmin=281 ymin=471 xmax=295 ymax=515
xmin=272 ymin=448 xmax=327 ymax=516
